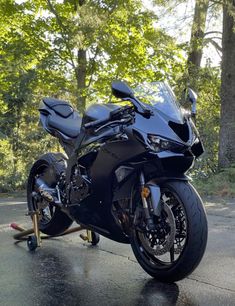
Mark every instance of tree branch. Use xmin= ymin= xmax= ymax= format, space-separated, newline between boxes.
xmin=46 ymin=0 xmax=76 ymax=70
xmin=204 ymin=37 xmax=222 ymax=52
xmin=204 ymin=31 xmax=222 ymax=37
xmin=87 ymin=46 xmax=100 ymax=88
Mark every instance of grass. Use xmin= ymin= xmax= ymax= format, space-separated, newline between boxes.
xmin=0 ymin=190 xmax=26 ymax=199
xmin=194 ymin=166 xmax=235 ymax=198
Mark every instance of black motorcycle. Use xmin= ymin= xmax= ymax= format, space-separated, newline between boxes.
xmin=27 ymin=81 xmax=207 ymax=282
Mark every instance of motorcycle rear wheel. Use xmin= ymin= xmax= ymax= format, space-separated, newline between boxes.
xmin=27 ymin=153 xmax=73 ymax=236
xmin=130 ymin=180 xmax=208 ymax=282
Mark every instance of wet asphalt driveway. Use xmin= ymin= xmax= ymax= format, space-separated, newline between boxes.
xmin=0 ymin=197 xmax=235 ymax=306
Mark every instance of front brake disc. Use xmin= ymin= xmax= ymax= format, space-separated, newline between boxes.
xmin=138 ymin=202 xmax=176 ymax=256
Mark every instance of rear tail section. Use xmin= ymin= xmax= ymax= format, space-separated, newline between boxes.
xmin=39 ymin=98 xmax=82 ymax=155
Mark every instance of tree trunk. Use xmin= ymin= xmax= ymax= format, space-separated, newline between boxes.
xmin=74 ymin=0 xmax=87 ymax=113
xmin=218 ymin=2 xmax=235 ymax=168
xmin=187 ymin=0 xmax=209 ymax=84
xmin=75 ymin=49 xmax=87 ymax=113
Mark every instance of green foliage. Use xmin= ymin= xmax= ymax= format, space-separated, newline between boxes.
xmin=172 ymin=62 xmax=221 ymax=180
xmin=0 ymin=139 xmax=15 ymax=192
xmin=192 ymin=65 xmax=221 ymax=176
xmin=0 ymin=0 xmax=222 ymax=193
xmin=194 ymin=165 xmax=235 ymax=197
xmin=0 ymin=0 xmax=187 ymax=191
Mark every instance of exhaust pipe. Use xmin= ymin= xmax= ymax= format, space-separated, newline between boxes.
xmin=34 ymin=177 xmax=54 ymax=203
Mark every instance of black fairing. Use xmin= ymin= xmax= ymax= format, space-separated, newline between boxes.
xmin=69 ymin=105 xmax=199 ymax=242
xmin=191 ymin=140 xmax=205 ymax=158
xmin=168 ymin=120 xmax=189 ymax=143
xmin=67 ymin=130 xmax=146 ymax=243
xmin=82 ymin=103 xmax=121 ymax=125
xmin=38 ymin=82 xmax=204 ymax=244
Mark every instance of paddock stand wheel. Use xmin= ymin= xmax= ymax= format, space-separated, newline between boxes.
xmin=81 ymin=230 xmax=100 ymax=246
xmin=91 ymin=231 xmax=100 ymax=246
xmin=87 ymin=231 xmax=100 ymax=246
xmin=27 ymin=235 xmax=38 ymax=251
xmin=26 ymin=211 xmax=41 ymax=251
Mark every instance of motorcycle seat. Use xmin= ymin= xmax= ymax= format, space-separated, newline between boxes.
xmin=42 ymin=98 xmax=82 ymax=138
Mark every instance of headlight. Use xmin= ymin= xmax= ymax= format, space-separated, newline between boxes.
xmin=147 ymin=134 xmax=186 ymax=153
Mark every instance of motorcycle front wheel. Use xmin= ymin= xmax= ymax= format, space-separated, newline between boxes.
xmin=130 ymin=180 xmax=208 ymax=283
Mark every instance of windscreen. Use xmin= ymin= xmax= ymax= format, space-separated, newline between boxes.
xmin=134 ymin=82 xmax=183 ymax=122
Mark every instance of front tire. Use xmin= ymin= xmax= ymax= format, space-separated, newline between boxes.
xmin=130 ymin=180 xmax=208 ymax=282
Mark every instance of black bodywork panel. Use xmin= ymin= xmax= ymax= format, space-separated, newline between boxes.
xmin=38 ymin=93 xmax=201 ymax=244
xmin=66 ymin=130 xmax=193 ymax=243
xmin=47 ymin=116 xmax=81 ymax=138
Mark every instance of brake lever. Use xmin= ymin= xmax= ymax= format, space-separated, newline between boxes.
xmin=122 ymin=97 xmax=153 ymax=118
xmin=110 ymin=105 xmax=134 ymax=120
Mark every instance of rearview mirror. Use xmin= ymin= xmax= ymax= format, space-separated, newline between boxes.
xmin=186 ymin=88 xmax=197 ymax=104
xmin=184 ymin=88 xmax=197 ymax=116
xmin=111 ymin=81 xmax=134 ymax=99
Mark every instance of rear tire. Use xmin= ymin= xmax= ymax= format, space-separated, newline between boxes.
xmin=27 ymin=153 xmax=73 ymax=236
xmin=130 ymin=180 xmax=208 ymax=282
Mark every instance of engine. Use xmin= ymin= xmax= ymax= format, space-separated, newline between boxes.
xmin=69 ymin=164 xmax=91 ymax=205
